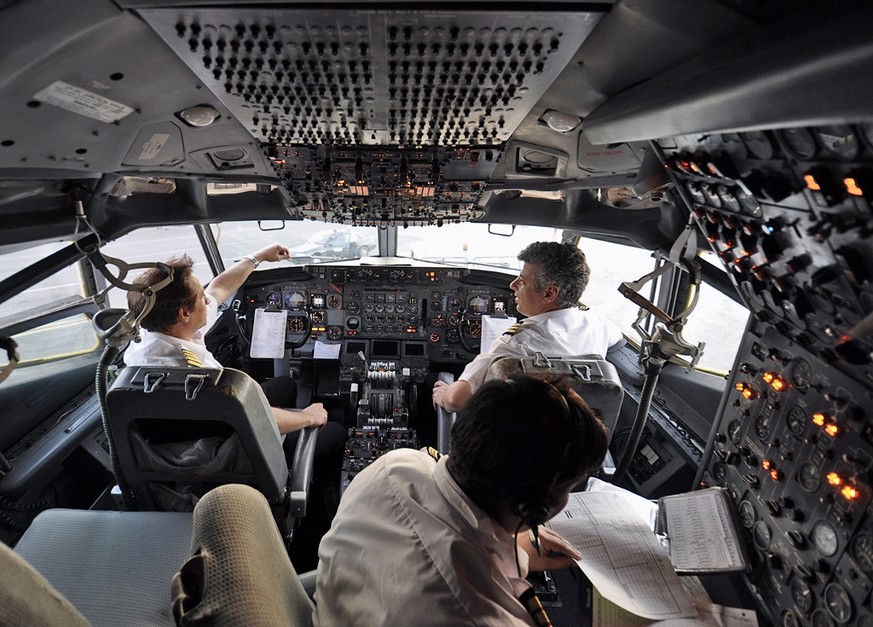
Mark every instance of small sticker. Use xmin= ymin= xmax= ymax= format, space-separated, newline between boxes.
xmin=33 ymin=80 xmax=134 ymax=124
xmin=138 ymin=133 xmax=171 ymax=161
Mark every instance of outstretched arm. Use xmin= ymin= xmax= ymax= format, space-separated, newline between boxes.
xmin=432 ymin=379 xmax=473 ymax=413
xmin=206 ymin=243 xmax=290 ymax=305
xmin=272 ymin=403 xmax=327 ymax=435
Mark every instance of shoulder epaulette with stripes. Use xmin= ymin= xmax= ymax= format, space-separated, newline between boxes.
xmin=426 ymin=446 xmax=441 ymax=462
xmin=180 ymin=347 xmax=203 ymax=368
xmin=503 ymin=322 xmax=524 ymax=336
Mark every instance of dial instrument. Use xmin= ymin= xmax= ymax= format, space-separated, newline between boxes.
xmin=465 ymin=319 xmax=482 ymax=337
xmin=754 ymin=414 xmax=770 ymax=441
xmin=430 ymin=313 xmax=445 ymax=327
xmin=797 ymin=460 xmax=822 ymax=492
xmin=824 ymin=583 xmax=852 ymax=624
xmin=728 ymin=419 xmax=743 ymax=445
xmin=789 ymin=359 xmax=812 ymax=390
xmin=811 ymin=520 xmax=839 ymax=557
xmin=288 ymin=315 xmax=309 ymax=333
xmin=468 ymin=295 xmax=490 ymax=315
xmin=752 ymin=520 xmax=772 ymax=550
xmin=266 ymin=291 xmax=282 ymax=306
xmin=327 ymin=294 xmax=343 ymax=309
xmin=851 ymin=533 xmax=873 ymax=572
xmin=791 ymin=578 xmax=814 ymax=614
xmin=738 ymin=500 xmax=756 ymax=529
xmin=786 ymin=406 xmax=807 ymax=438
xmin=742 ymin=131 xmax=776 ymax=159
xmin=284 ymin=291 xmax=306 ymax=310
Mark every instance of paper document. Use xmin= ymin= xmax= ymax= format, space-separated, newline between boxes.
xmin=546 ymin=492 xmax=697 ymax=621
xmin=658 ymin=488 xmax=746 ymax=573
xmin=249 ymin=308 xmax=288 ymax=359
xmin=480 ymin=315 xmax=517 ymax=351
xmin=313 ymin=340 xmax=342 ymax=359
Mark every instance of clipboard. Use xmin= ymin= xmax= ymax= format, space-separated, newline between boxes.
xmin=249 ymin=307 xmax=289 ymax=359
xmin=655 ymin=487 xmax=749 ymax=574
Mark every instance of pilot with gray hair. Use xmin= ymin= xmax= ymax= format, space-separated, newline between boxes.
xmin=432 ymin=241 xmax=623 ymax=412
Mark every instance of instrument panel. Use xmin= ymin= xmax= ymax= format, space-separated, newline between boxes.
xmin=240 ymin=264 xmax=517 ymax=369
xmin=664 ymin=122 xmax=873 ymax=626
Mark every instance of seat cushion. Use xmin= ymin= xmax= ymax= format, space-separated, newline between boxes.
xmin=15 ymin=509 xmax=192 ymax=627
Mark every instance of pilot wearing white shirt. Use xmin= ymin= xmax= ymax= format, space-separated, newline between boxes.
xmin=433 ymin=241 xmax=623 ymax=413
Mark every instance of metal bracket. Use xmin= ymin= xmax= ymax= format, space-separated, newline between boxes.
xmin=184 ymin=373 xmax=208 ymax=400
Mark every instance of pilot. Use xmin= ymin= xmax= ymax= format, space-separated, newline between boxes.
xmin=123 ymin=244 xmax=346 ymax=571
xmin=433 ymin=241 xmax=623 ymax=412
xmin=313 ymin=373 xmax=608 ymax=626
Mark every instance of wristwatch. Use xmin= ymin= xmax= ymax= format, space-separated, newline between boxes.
xmin=244 ymin=254 xmax=260 ymax=268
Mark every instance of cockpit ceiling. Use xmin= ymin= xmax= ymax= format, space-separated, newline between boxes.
xmin=137 ymin=8 xmax=597 ymax=225
xmin=143 ymin=9 xmax=592 ymax=148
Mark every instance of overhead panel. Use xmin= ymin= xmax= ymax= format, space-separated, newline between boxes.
xmin=141 ymin=8 xmax=592 ymax=225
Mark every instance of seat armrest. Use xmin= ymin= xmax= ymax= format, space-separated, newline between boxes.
xmin=436 ymin=372 xmax=456 ymax=454
xmin=289 ymin=426 xmax=318 ymax=517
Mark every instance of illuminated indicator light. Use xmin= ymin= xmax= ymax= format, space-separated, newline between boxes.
xmin=769 ymin=469 xmax=782 ymax=481
xmin=761 ymin=459 xmax=772 ymax=470
xmin=827 ymin=472 xmax=843 ymax=487
xmin=812 ymin=412 xmax=827 ymax=427
xmin=735 ymin=382 xmax=746 ymax=392
xmin=741 ymin=387 xmax=757 ymax=400
xmin=844 ymin=177 xmax=864 ymax=197
xmin=770 ymin=378 xmax=787 ymax=392
xmin=804 ymin=174 xmax=822 ymax=191
xmin=841 ymin=484 xmax=861 ymax=501
xmin=762 ymin=372 xmax=775 ymax=384
xmin=824 ymin=423 xmax=840 ymax=437
xmin=689 ymin=162 xmax=704 ymax=175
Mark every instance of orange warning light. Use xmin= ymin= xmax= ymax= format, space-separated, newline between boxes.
xmin=826 ymin=472 xmax=843 ymax=487
xmin=841 ymin=484 xmax=861 ymax=501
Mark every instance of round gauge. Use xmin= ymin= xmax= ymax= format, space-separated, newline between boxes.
xmin=432 ymin=291 xmax=442 ymax=302
xmin=789 ymin=359 xmax=812 ymax=391
xmin=786 ymin=406 xmax=807 ymax=438
xmin=737 ymin=188 xmax=762 ymax=217
xmin=284 ymin=291 xmax=306 ymax=310
xmin=346 ymin=300 xmax=361 ymax=315
xmin=311 ymin=294 xmax=325 ymax=309
xmin=701 ymin=184 xmax=722 ymax=208
xmin=824 ymin=582 xmax=853 ymax=624
xmin=811 ymin=520 xmax=839 ymax=557
xmin=466 ymin=319 xmax=482 ymax=337
xmin=851 ymin=533 xmax=873 ymax=572
xmin=326 ymin=325 xmax=343 ymax=341
xmin=266 ymin=291 xmax=282 ymax=306
xmin=752 ymin=520 xmax=772 ymax=550
xmin=468 ymin=295 xmax=490 ymax=315
xmin=781 ymin=609 xmax=801 ymax=627
xmin=717 ymin=185 xmax=741 ymax=212
xmin=327 ymin=294 xmax=342 ymax=309
xmin=288 ymin=315 xmax=308 ymax=333
xmin=861 ymin=122 xmax=873 ymax=152
xmin=711 ymin=461 xmax=726 ymax=484
xmin=798 ymin=460 xmax=822 ymax=492
xmin=780 ymin=128 xmax=818 ymax=160
xmin=448 ymin=297 xmax=463 ymax=311
xmin=754 ymin=415 xmax=770 ymax=441
xmin=431 ymin=313 xmax=445 ymax=327
xmin=728 ymin=419 xmax=744 ymax=445
xmin=738 ymin=500 xmax=756 ymax=529
xmin=812 ymin=609 xmax=836 ymax=627
xmin=447 ymin=329 xmax=460 ymax=343
xmin=742 ymin=131 xmax=776 ymax=160
xmin=447 ymin=312 xmax=460 ymax=327
xmin=395 ymin=304 xmax=406 ymax=314
xmin=816 ymin=125 xmax=859 ymax=160
xmin=346 ymin=316 xmax=360 ymax=330
xmin=686 ymin=183 xmax=705 ymax=205
xmin=791 ymin=577 xmax=814 ymax=614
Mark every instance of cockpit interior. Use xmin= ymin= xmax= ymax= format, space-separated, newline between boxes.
xmin=1 ymin=1 xmax=872 ymax=625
